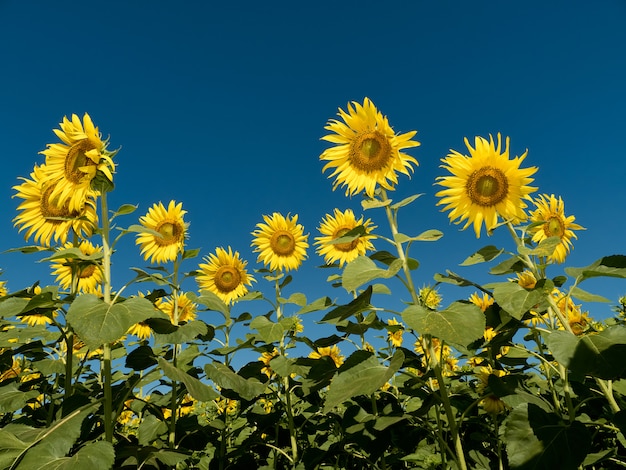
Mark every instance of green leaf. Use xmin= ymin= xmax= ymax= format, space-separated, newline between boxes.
xmin=158 ymin=358 xmax=219 ymax=402
xmin=565 ymin=255 xmax=626 ymax=282
xmin=504 ymin=403 xmax=590 ymax=469
xmin=323 ymin=351 xmax=404 ymax=413
xmin=297 ymin=296 xmax=332 ymax=314
xmin=40 ymin=247 xmax=103 ymax=263
xmin=460 ymin=245 xmax=505 ymax=266
xmin=390 ymin=193 xmax=423 ymax=210
xmin=518 ymin=236 xmax=562 ymax=257
xmin=0 ymin=298 xmax=30 ymax=319
xmin=403 ymin=302 xmax=485 ymax=348
xmin=67 ymin=295 xmax=168 ymax=349
xmin=342 ymin=255 xmax=403 ymax=292
xmin=0 ymin=383 xmax=40 ymax=413
xmin=321 ymin=286 xmax=372 ymax=323
xmin=193 ymin=290 xmax=229 ymax=316
xmin=34 ymin=442 xmax=115 ymax=470
xmin=249 ymin=316 xmax=287 ymax=343
xmin=492 ymin=279 xmax=553 ymax=320
xmin=112 ymin=203 xmax=138 ymax=218
xmin=412 ymin=229 xmax=443 ymax=242
xmin=152 ymin=450 xmax=189 ymax=466
xmin=137 ymin=414 xmax=167 ymax=446
xmin=547 ymin=327 xmax=626 ymax=379
xmin=204 ymin=362 xmax=265 ymax=401
xmin=154 ymin=320 xmax=208 ymax=345
xmin=280 ymin=292 xmax=307 ymax=306
xmin=361 ymin=198 xmax=391 ymax=210
xmin=489 ymin=256 xmax=526 ymax=275
xmin=328 ymin=226 xmax=366 ymax=245
xmin=569 ymin=286 xmax=610 ymax=303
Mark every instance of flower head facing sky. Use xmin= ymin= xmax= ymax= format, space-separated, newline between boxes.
xmin=315 ymin=208 xmax=376 ymax=267
xmin=136 ymin=201 xmax=188 ymax=264
xmin=528 ymin=194 xmax=584 ymax=263
xmin=320 ymin=98 xmax=420 ymax=197
xmin=196 ymin=247 xmax=255 ymax=305
xmin=251 ymin=212 xmax=308 ymax=272
xmin=436 ymin=134 xmax=538 ymax=238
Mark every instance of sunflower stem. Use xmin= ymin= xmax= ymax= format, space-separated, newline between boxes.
xmin=168 ymin=258 xmax=182 ymax=449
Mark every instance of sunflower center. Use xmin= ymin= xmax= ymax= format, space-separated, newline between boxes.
xmin=349 ymin=131 xmax=392 ymax=172
xmin=333 ymin=227 xmax=358 ymax=252
xmin=40 ymin=186 xmax=79 ymax=222
xmin=78 ymin=264 xmax=97 ymax=279
xmin=214 ymin=266 xmax=242 ymax=293
xmin=65 ymin=140 xmax=98 ymax=183
xmin=466 ymin=167 xmax=509 ymax=207
xmin=270 ymin=230 xmax=296 ymax=256
xmin=155 ymin=221 xmax=182 ymax=246
xmin=544 ymin=216 xmax=564 ymax=239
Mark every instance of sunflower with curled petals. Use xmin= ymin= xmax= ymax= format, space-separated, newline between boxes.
xmin=528 ymin=194 xmax=584 ymax=264
xmin=309 ymin=345 xmax=344 ymax=368
xmin=13 ymin=165 xmax=98 ymax=247
xmin=136 ymin=201 xmax=188 ymax=264
xmin=41 ymin=113 xmax=115 ymax=212
xmin=436 ymin=134 xmax=538 ymax=238
xmin=315 ymin=209 xmax=376 ymax=267
xmin=50 ymin=240 xmax=103 ymax=294
xmin=251 ymin=213 xmax=308 ymax=272
xmin=196 ymin=247 xmax=255 ymax=305
xmin=320 ymin=98 xmax=420 ymax=197
xmin=157 ymin=292 xmax=197 ymax=325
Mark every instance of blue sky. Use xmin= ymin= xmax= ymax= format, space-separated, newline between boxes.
xmin=1 ymin=1 xmax=625 ymax=323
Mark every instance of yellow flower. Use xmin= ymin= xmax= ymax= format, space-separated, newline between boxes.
xmin=469 ymin=292 xmax=494 ymax=312
xmin=136 ymin=201 xmax=188 ymax=264
xmin=157 ymin=292 xmax=197 ymax=324
xmin=19 ymin=310 xmax=59 ymax=327
xmin=251 ymin=213 xmax=308 ymax=272
xmin=476 ymin=365 xmax=509 ymax=414
xmin=525 ymin=310 xmax=550 ymax=328
xmin=196 ymin=247 xmax=255 ymax=305
xmin=127 ymin=322 xmax=152 ymax=340
xmin=514 ymin=271 xmax=537 ymax=289
xmin=215 ymin=397 xmax=238 ymax=415
xmin=13 ymin=164 xmax=98 ymax=247
xmin=320 ymin=97 xmax=420 ymax=197
xmin=419 ymin=286 xmax=442 ymax=310
xmin=259 ymin=348 xmax=279 ymax=378
xmin=386 ymin=318 xmax=404 ymax=347
xmin=414 ymin=336 xmax=457 ymax=376
xmin=0 ymin=357 xmax=22 ymax=382
xmin=552 ymin=289 xmax=591 ymax=335
xmin=40 ymin=113 xmax=115 ymax=212
xmin=0 ymin=281 xmax=7 ymax=297
xmin=50 ymin=241 xmax=103 ymax=294
xmin=436 ymin=134 xmax=538 ymax=238
xmin=309 ymin=345 xmax=344 ymax=368
xmin=528 ymin=194 xmax=584 ymax=264
xmin=315 ymin=209 xmax=376 ymax=267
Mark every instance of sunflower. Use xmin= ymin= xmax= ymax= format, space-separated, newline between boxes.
xmin=0 ymin=281 xmax=7 ymax=297
xmin=469 ymin=292 xmax=494 ymax=312
xmin=13 ymin=164 xmax=98 ymax=247
xmin=259 ymin=348 xmax=279 ymax=378
xmin=50 ymin=241 xmax=103 ymax=294
xmin=419 ymin=286 xmax=442 ymax=310
xmin=251 ymin=213 xmax=308 ymax=272
xmin=320 ymin=98 xmax=420 ymax=197
xmin=309 ymin=345 xmax=344 ymax=368
xmin=315 ymin=209 xmax=376 ymax=266
xmin=513 ymin=271 xmax=537 ymax=289
xmin=40 ymin=113 xmax=115 ymax=212
xmin=127 ymin=322 xmax=152 ymax=340
xmin=552 ymin=289 xmax=591 ymax=335
xmin=157 ymin=292 xmax=197 ymax=324
xmin=386 ymin=317 xmax=404 ymax=347
xmin=528 ymin=194 xmax=584 ymax=264
xmin=19 ymin=310 xmax=59 ymax=327
xmin=436 ymin=134 xmax=538 ymax=238
xmin=136 ymin=201 xmax=188 ymax=264
xmin=476 ymin=365 xmax=509 ymax=415
xmin=196 ymin=247 xmax=255 ymax=305
xmin=414 ymin=336 xmax=457 ymax=376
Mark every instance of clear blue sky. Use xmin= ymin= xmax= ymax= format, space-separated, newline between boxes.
xmin=1 ymin=1 xmax=625 ymax=322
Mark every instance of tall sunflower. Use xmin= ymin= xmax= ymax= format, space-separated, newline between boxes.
xmin=528 ymin=194 xmax=584 ymax=264
xmin=41 ymin=113 xmax=115 ymax=212
xmin=320 ymin=98 xmax=420 ymax=197
xmin=436 ymin=134 xmax=538 ymax=238
xmin=136 ymin=201 xmax=188 ymax=264
xmin=196 ymin=247 xmax=255 ymax=305
xmin=251 ymin=213 xmax=308 ymax=272
xmin=315 ymin=208 xmax=376 ymax=266
xmin=13 ymin=164 xmax=99 ymax=247
xmin=50 ymin=240 xmax=103 ymax=294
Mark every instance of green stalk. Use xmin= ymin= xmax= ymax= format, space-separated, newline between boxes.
xmin=168 ymin=258 xmax=181 ymax=449
xmin=100 ymin=190 xmax=114 ymax=443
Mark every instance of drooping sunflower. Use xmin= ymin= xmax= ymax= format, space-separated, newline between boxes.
xmin=127 ymin=322 xmax=152 ymax=340
xmin=41 ymin=113 xmax=115 ymax=212
xmin=436 ymin=134 xmax=538 ymax=238
xmin=136 ymin=201 xmax=188 ymax=264
xmin=320 ymin=97 xmax=420 ymax=197
xmin=476 ymin=365 xmax=509 ymax=415
xmin=157 ymin=292 xmax=197 ymax=325
xmin=315 ymin=208 xmax=376 ymax=266
xmin=528 ymin=194 xmax=584 ymax=264
xmin=50 ymin=240 xmax=103 ymax=294
xmin=196 ymin=247 xmax=255 ymax=305
xmin=309 ymin=345 xmax=344 ymax=368
xmin=251 ymin=213 xmax=308 ymax=272
xmin=13 ymin=165 xmax=99 ymax=247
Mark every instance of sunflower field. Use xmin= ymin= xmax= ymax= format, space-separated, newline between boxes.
xmin=2 ymin=100 xmax=626 ymax=470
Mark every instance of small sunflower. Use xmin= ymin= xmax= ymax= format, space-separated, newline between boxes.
xmin=13 ymin=164 xmax=98 ymax=247
xmin=386 ymin=317 xmax=404 ymax=347
xmin=436 ymin=134 xmax=538 ymax=238
xmin=127 ymin=322 xmax=152 ymax=340
xmin=196 ymin=247 xmax=255 ymax=305
xmin=552 ymin=289 xmax=591 ymax=335
xmin=309 ymin=345 xmax=344 ymax=368
xmin=136 ymin=201 xmax=188 ymax=264
xmin=0 ymin=281 xmax=7 ymax=297
xmin=41 ymin=113 xmax=115 ymax=212
xmin=50 ymin=241 xmax=103 ymax=294
xmin=469 ymin=292 xmax=494 ymax=312
xmin=528 ymin=194 xmax=584 ymax=264
xmin=476 ymin=365 xmax=509 ymax=415
xmin=251 ymin=212 xmax=308 ymax=272
xmin=157 ymin=292 xmax=197 ymax=325
xmin=514 ymin=271 xmax=537 ymax=289
xmin=259 ymin=348 xmax=279 ymax=378
xmin=320 ymin=98 xmax=420 ymax=197
xmin=315 ymin=209 xmax=376 ymax=266
xmin=419 ymin=286 xmax=442 ymax=310
xmin=19 ymin=310 xmax=59 ymax=327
